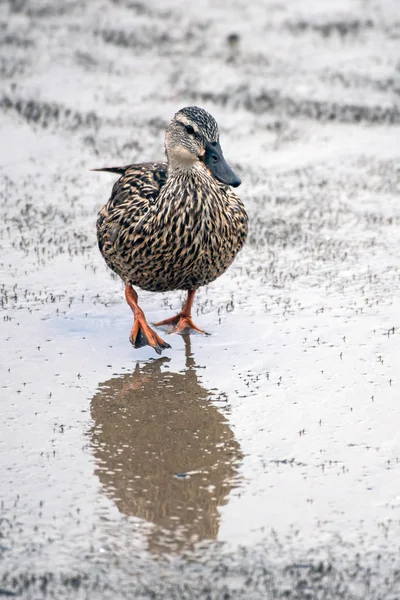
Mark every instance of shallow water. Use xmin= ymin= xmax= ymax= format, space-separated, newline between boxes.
xmin=1 ymin=0 xmax=400 ymax=597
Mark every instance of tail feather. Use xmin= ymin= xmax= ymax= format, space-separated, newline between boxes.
xmin=91 ymin=166 xmax=128 ymax=175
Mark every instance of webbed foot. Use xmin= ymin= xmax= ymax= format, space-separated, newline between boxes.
xmin=153 ymin=313 xmax=209 ymax=336
xmin=130 ymin=318 xmax=171 ymax=355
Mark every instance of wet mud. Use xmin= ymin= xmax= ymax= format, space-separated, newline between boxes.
xmin=1 ymin=0 xmax=400 ymax=597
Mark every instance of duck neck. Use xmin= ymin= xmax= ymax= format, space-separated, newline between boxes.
xmin=166 ymin=156 xmax=211 ymax=183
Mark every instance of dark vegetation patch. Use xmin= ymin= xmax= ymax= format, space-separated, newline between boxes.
xmin=0 ymin=57 xmax=27 ymax=78
xmin=0 ymin=95 xmax=100 ymax=131
xmin=323 ymin=72 xmax=400 ymax=95
xmin=6 ymin=0 xmax=81 ymax=18
xmin=96 ymin=27 xmax=172 ymax=51
xmin=187 ymin=88 xmax=400 ymax=125
xmin=286 ymin=18 xmax=374 ymax=37
xmin=109 ymin=0 xmax=172 ymax=18
xmin=0 ymin=34 xmax=34 ymax=49
xmin=1 ymin=551 xmax=399 ymax=600
xmin=95 ymin=20 xmax=209 ymax=54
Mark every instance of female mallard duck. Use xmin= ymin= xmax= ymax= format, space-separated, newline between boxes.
xmin=96 ymin=106 xmax=248 ymax=354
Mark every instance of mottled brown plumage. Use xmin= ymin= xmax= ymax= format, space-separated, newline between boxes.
xmin=96 ymin=106 xmax=248 ymax=354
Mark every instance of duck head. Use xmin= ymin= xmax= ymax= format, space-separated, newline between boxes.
xmin=165 ymin=106 xmax=241 ymax=188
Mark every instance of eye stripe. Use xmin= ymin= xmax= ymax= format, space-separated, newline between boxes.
xmin=176 ymin=120 xmax=197 ymax=134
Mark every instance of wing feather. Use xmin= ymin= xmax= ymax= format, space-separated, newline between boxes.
xmin=96 ymin=162 xmax=167 ymax=277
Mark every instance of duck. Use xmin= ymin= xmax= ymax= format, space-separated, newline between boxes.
xmin=95 ymin=106 xmax=248 ymax=355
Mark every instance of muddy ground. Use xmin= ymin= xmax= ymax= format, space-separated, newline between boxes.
xmin=1 ymin=0 xmax=400 ymax=598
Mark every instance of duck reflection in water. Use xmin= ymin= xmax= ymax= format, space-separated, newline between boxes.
xmin=90 ymin=337 xmax=243 ymax=554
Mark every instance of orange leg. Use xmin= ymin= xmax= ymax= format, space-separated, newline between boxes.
xmin=153 ymin=289 xmax=208 ymax=336
xmin=125 ymin=285 xmax=171 ymax=355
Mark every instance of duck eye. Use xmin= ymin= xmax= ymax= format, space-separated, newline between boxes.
xmin=185 ymin=125 xmax=195 ymax=135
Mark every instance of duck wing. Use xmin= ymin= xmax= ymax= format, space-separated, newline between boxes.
xmin=96 ymin=162 xmax=167 ymax=278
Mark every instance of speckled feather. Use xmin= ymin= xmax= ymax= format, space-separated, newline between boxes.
xmin=97 ymin=156 xmax=248 ymax=293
